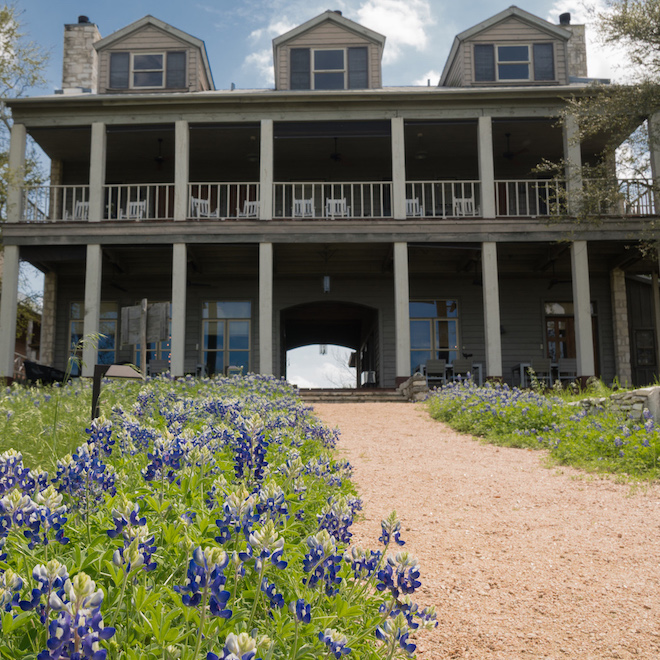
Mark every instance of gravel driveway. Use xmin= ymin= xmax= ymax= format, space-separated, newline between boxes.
xmin=312 ymin=401 xmax=660 ymax=660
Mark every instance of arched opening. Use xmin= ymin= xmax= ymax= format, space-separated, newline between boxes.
xmin=281 ymin=301 xmax=379 ymax=388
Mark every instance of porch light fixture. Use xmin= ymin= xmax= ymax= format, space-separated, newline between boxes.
xmin=323 ymin=275 xmax=331 ymax=293
xmin=91 ymin=363 xmax=142 ymax=420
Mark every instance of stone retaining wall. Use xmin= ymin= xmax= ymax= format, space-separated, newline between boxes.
xmin=573 ymin=386 xmax=660 ymax=420
xmin=397 ymin=373 xmax=429 ymax=401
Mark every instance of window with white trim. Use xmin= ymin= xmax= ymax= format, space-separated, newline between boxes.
xmin=409 ymin=300 xmax=459 ymax=374
xmin=202 ymin=301 xmax=252 ymax=376
xmin=109 ymin=51 xmax=187 ymax=89
xmin=474 ymin=43 xmax=554 ymax=82
xmin=68 ymin=302 xmax=118 ymax=376
xmin=290 ymin=47 xmax=368 ymax=90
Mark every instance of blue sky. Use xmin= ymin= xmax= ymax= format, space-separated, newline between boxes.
xmin=18 ymin=0 xmax=615 ymax=95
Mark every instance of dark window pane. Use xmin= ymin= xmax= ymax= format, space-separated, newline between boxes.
xmin=203 ymin=321 xmax=225 ymax=350
xmin=410 ymin=320 xmax=432 ymax=350
xmin=134 ymin=71 xmax=163 ymax=87
xmin=228 ymin=351 xmax=249 ymax=372
xmin=204 ymin=351 xmax=224 ymax=375
xmin=474 ymin=44 xmax=495 ymax=81
xmin=498 ymin=45 xmax=528 ymax=62
xmin=410 ymin=301 xmax=438 ymax=318
xmin=411 ymin=351 xmax=432 ymax=374
xmin=98 ymin=350 xmax=115 ymax=365
xmin=348 ymin=47 xmax=368 ymax=88
xmin=134 ymin=54 xmax=163 ymax=70
xmin=315 ymin=72 xmax=344 ymax=89
xmin=533 ymin=43 xmax=554 ymax=80
xmin=228 ymin=321 xmax=250 ymax=350
xmin=314 ymin=49 xmax=343 ymax=70
xmin=109 ymin=52 xmax=129 ymax=88
xmin=498 ymin=63 xmax=529 ymax=80
xmin=166 ymin=52 xmax=186 ymax=88
xmin=290 ymin=48 xmax=310 ymax=89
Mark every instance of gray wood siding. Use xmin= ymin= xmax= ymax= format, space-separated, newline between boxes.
xmin=276 ymin=23 xmax=382 ymax=90
xmin=98 ymin=26 xmax=205 ymax=93
xmin=453 ymin=17 xmax=567 ymax=87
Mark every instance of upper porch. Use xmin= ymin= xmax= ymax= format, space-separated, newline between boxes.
xmin=8 ymin=114 xmax=657 ymax=225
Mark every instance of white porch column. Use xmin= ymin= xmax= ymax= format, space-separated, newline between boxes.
xmin=82 ymin=244 xmax=102 ymax=377
xmin=477 ymin=116 xmax=496 ymax=218
xmin=391 ymin=117 xmax=407 ymax=220
xmin=171 ymin=243 xmax=187 ymax=377
xmin=570 ymin=240 xmax=595 ymax=378
xmin=89 ymin=122 xmax=106 ymax=222
xmin=563 ymin=114 xmax=583 ymax=215
xmin=7 ymin=123 xmax=26 ymax=223
xmin=0 ymin=246 xmax=20 ymax=378
xmin=610 ymin=267 xmax=632 ymax=385
xmin=393 ymin=242 xmax=410 ymax=380
xmin=41 ymin=272 xmax=58 ymax=366
xmin=481 ymin=242 xmax=502 ymax=378
xmin=259 ymin=242 xmax=273 ymax=374
xmin=174 ymin=120 xmax=189 ymax=221
xmin=260 ymin=119 xmax=274 ymax=221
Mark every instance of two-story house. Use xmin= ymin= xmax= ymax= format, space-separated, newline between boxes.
xmin=1 ymin=6 xmax=659 ymax=387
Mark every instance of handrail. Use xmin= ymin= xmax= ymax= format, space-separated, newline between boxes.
xmin=188 ymin=182 xmax=260 ymax=219
xmin=405 ymin=181 xmax=481 ymax=218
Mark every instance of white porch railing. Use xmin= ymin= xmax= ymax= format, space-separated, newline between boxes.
xmin=103 ymin=184 xmax=174 ymax=220
xmin=405 ymin=181 xmax=481 ymax=218
xmin=188 ymin=183 xmax=260 ymax=219
xmin=617 ymin=178 xmax=656 ymax=215
xmin=273 ymin=182 xmax=392 ymax=219
xmin=21 ymin=185 xmax=90 ymax=222
xmin=495 ymin=179 xmax=564 ymax=217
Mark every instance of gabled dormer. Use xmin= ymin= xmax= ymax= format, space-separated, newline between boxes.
xmin=440 ymin=6 xmax=584 ymax=87
xmin=272 ymin=10 xmax=385 ymax=91
xmin=94 ymin=15 xmax=214 ymax=94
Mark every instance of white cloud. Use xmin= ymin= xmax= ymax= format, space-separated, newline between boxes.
xmin=356 ymin=0 xmax=434 ymax=64
xmin=249 ymin=19 xmax=298 ymax=43
xmin=243 ymin=49 xmax=274 ymax=86
xmin=414 ymin=69 xmax=441 ymax=87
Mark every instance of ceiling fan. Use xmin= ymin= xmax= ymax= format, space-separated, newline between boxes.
xmin=502 ymin=132 xmax=530 ymax=160
xmin=329 ymin=137 xmax=342 ymax=162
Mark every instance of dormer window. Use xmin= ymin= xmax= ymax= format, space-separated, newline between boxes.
xmin=109 ymin=51 xmax=187 ymax=89
xmin=290 ymin=47 xmax=368 ymax=90
xmin=474 ymin=43 xmax=554 ymax=82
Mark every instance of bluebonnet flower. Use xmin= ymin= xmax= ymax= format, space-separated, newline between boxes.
xmin=215 ymin=486 xmax=259 ymax=545
xmin=207 ymin=631 xmax=271 ymax=660
xmin=317 ymin=496 xmax=354 ymax=543
xmin=241 ymin=520 xmax=287 ymax=571
xmin=23 ymin=486 xmax=70 ymax=549
xmin=175 ymin=547 xmax=232 ymax=618
xmin=40 ymin=572 xmax=115 ymax=660
xmin=318 ymin=628 xmax=351 ymax=658
xmin=85 ymin=417 xmax=114 ymax=455
xmin=18 ymin=560 xmax=69 ymax=624
xmin=0 ymin=568 xmax=23 ymax=613
xmin=379 ymin=511 xmax=405 ymax=546
xmin=141 ymin=430 xmax=186 ymax=484
xmin=375 ymin=612 xmax=416 ymax=658
xmin=344 ymin=546 xmax=382 ymax=580
xmin=232 ymin=414 xmax=269 ymax=485
xmin=261 ymin=577 xmax=284 ymax=610
xmin=292 ymin=598 xmax=311 ymax=624
xmin=255 ymin=481 xmax=288 ymax=522
xmin=303 ymin=530 xmax=343 ymax=595
xmin=387 ymin=596 xmax=438 ymax=630
xmin=376 ymin=552 xmax=422 ymax=599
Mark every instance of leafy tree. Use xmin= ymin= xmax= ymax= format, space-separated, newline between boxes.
xmin=538 ymin=1 xmax=660 ymax=223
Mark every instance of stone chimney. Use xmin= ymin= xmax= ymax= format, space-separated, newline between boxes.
xmin=559 ymin=12 xmax=588 ymax=79
xmin=61 ymin=16 xmax=101 ymax=92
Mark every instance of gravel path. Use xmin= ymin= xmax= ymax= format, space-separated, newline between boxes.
xmin=312 ymin=401 xmax=660 ymax=660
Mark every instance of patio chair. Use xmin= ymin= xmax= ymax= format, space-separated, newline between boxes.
xmin=190 ymin=196 xmax=217 ymax=219
xmin=425 ymin=359 xmax=447 ymax=387
xmin=293 ymin=198 xmax=314 ymax=218
xmin=557 ymin=358 xmax=577 ymax=383
xmin=325 ymin=198 xmax=350 ymax=218
xmin=527 ymin=357 xmax=552 ymax=386
xmin=450 ymin=357 xmax=472 ymax=381
xmin=119 ymin=200 xmax=147 ymax=220
xmin=237 ymin=200 xmax=259 ymax=218
xmin=65 ymin=200 xmax=89 ymax=221
xmin=406 ymin=198 xmax=422 ymax=217
xmin=452 ymin=196 xmax=476 ymax=216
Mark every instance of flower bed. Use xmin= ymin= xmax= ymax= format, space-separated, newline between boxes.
xmin=0 ymin=375 xmax=436 ymax=659
xmin=426 ymin=380 xmax=660 ymax=479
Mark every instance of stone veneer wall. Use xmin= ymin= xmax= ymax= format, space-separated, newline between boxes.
xmin=574 ymin=386 xmax=660 ymax=421
xmin=397 ymin=373 xmax=429 ymax=401
xmin=610 ymin=268 xmax=632 ymax=385
xmin=564 ymin=24 xmax=588 ymax=79
xmin=62 ymin=22 xmax=101 ymax=91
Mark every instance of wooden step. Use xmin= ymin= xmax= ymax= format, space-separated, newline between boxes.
xmin=298 ymin=388 xmax=408 ymax=403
